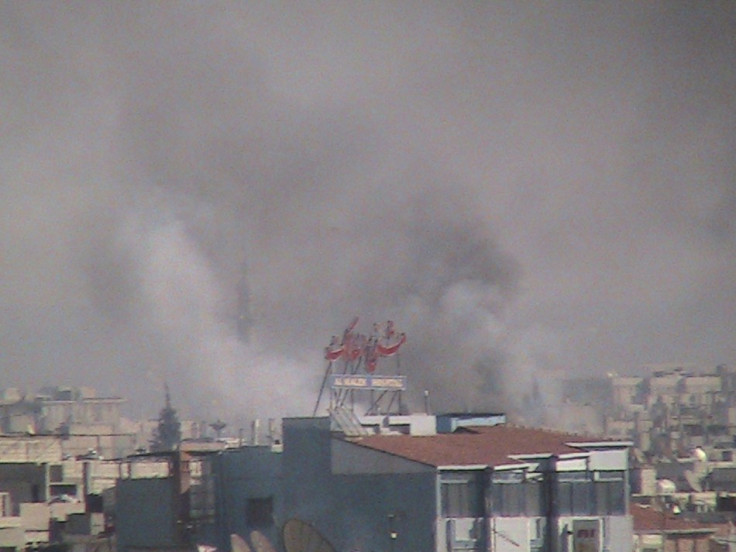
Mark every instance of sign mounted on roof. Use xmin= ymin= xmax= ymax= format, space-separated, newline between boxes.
xmin=330 ymin=374 xmax=407 ymax=391
xmin=324 ymin=318 xmax=407 ymax=373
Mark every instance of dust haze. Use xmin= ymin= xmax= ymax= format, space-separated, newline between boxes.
xmin=1 ymin=2 xmax=734 ymax=427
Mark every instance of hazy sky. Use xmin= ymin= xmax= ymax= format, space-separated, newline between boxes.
xmin=1 ymin=2 xmax=734 ymax=426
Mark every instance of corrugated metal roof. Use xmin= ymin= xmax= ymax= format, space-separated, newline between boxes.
xmin=350 ymin=425 xmax=598 ymax=468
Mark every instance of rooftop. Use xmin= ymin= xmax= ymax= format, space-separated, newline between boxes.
xmin=351 ymin=425 xmax=613 ymax=468
xmin=630 ymin=503 xmax=717 ymax=535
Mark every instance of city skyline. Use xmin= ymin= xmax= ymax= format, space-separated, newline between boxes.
xmin=1 ymin=3 xmax=734 ymax=424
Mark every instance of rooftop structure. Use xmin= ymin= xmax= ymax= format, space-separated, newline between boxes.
xmin=350 ymin=424 xmax=607 ymax=468
xmin=281 ymin=413 xmax=633 ymax=552
xmin=630 ymin=502 xmax=724 ymax=551
xmin=559 ymin=365 xmax=736 ymax=461
xmin=317 ymin=318 xmax=408 ymax=418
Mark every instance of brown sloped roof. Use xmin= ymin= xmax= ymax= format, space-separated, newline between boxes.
xmin=351 ymin=425 xmax=595 ymax=468
xmin=630 ymin=503 xmax=717 ymax=534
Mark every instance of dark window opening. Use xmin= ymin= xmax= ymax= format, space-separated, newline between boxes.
xmin=556 ymin=472 xmax=593 ymax=516
xmin=49 ymin=465 xmax=63 ymax=483
xmin=557 ymin=471 xmax=625 ymax=516
xmin=593 ymin=471 xmax=625 ymax=515
xmin=246 ymin=497 xmax=273 ymax=528
xmin=441 ymin=472 xmax=483 ymax=518
xmin=490 ymin=471 xmax=547 ymax=517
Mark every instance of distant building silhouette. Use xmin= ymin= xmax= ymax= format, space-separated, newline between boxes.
xmin=150 ymin=385 xmax=181 ymax=452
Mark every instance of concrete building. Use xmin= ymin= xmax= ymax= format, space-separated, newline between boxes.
xmin=0 ymin=435 xmax=62 ymax=550
xmin=209 ymin=445 xmax=282 ymax=552
xmin=560 ymin=365 xmax=736 ymax=462
xmin=110 ymin=412 xmax=633 ymax=552
xmin=0 ymin=433 xmax=132 ymax=551
xmin=35 ymin=386 xmax=124 ymax=430
xmin=630 ymin=503 xmax=723 ymax=552
xmin=0 ymin=386 xmax=136 ymax=459
xmin=114 ymin=443 xmax=283 ymax=552
xmin=115 ymin=451 xmax=215 ymax=552
xmin=280 ymin=414 xmax=633 ymax=552
xmin=0 ymin=497 xmax=24 ymax=551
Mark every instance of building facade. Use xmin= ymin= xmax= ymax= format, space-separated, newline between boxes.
xmin=280 ymin=415 xmax=633 ymax=552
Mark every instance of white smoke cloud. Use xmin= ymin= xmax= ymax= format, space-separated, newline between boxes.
xmin=1 ymin=3 xmax=735 ymax=428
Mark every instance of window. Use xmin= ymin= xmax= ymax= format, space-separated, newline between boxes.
xmin=490 ymin=471 xmax=546 ymax=517
xmin=593 ymin=471 xmax=625 ymax=515
xmin=441 ymin=472 xmax=483 ymax=518
xmin=491 ymin=471 xmax=523 ymax=516
xmin=531 ymin=517 xmax=543 ymax=539
xmin=524 ymin=473 xmax=546 ymax=517
xmin=556 ymin=472 xmax=593 ymax=516
xmin=246 ymin=497 xmax=273 ymax=527
xmin=49 ymin=465 xmax=63 ymax=483
xmin=556 ymin=471 xmax=625 ymax=516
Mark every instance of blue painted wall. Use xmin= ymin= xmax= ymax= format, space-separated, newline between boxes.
xmin=211 ymin=446 xmax=283 ymax=552
xmin=281 ymin=418 xmax=437 ymax=552
xmin=116 ymin=477 xmax=177 ymax=552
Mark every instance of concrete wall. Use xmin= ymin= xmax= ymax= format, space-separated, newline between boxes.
xmin=20 ymin=503 xmax=50 ymax=545
xmin=62 ymin=428 xmax=136 ymax=460
xmin=211 ymin=446 xmax=282 ymax=552
xmin=40 ymin=398 xmax=123 ymax=430
xmin=0 ymin=437 xmax=62 ymax=464
xmin=49 ymin=502 xmax=85 ymax=521
xmin=605 ymin=515 xmax=633 ymax=552
xmin=0 ymin=406 xmax=36 ymax=435
xmin=64 ymin=512 xmax=105 ymax=535
xmin=0 ymin=520 xmax=24 ymax=551
xmin=116 ymin=477 xmax=178 ymax=552
xmin=487 ymin=517 xmax=530 ymax=552
xmin=282 ymin=418 xmax=437 ymax=552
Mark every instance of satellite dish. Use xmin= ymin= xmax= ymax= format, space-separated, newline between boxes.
xmin=250 ymin=530 xmax=278 ymax=552
xmin=231 ymin=534 xmax=254 ymax=552
xmin=282 ymin=519 xmax=336 ymax=552
xmin=684 ymin=470 xmax=703 ymax=492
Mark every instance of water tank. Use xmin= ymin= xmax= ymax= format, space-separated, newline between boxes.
xmin=656 ymin=479 xmax=676 ymax=495
xmin=693 ymin=447 xmax=708 ymax=462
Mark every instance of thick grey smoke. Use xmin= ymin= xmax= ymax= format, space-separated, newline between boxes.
xmin=1 ymin=3 xmax=734 ymax=426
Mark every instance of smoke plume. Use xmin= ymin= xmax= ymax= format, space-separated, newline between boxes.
xmin=1 ymin=3 xmax=735 ymax=428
